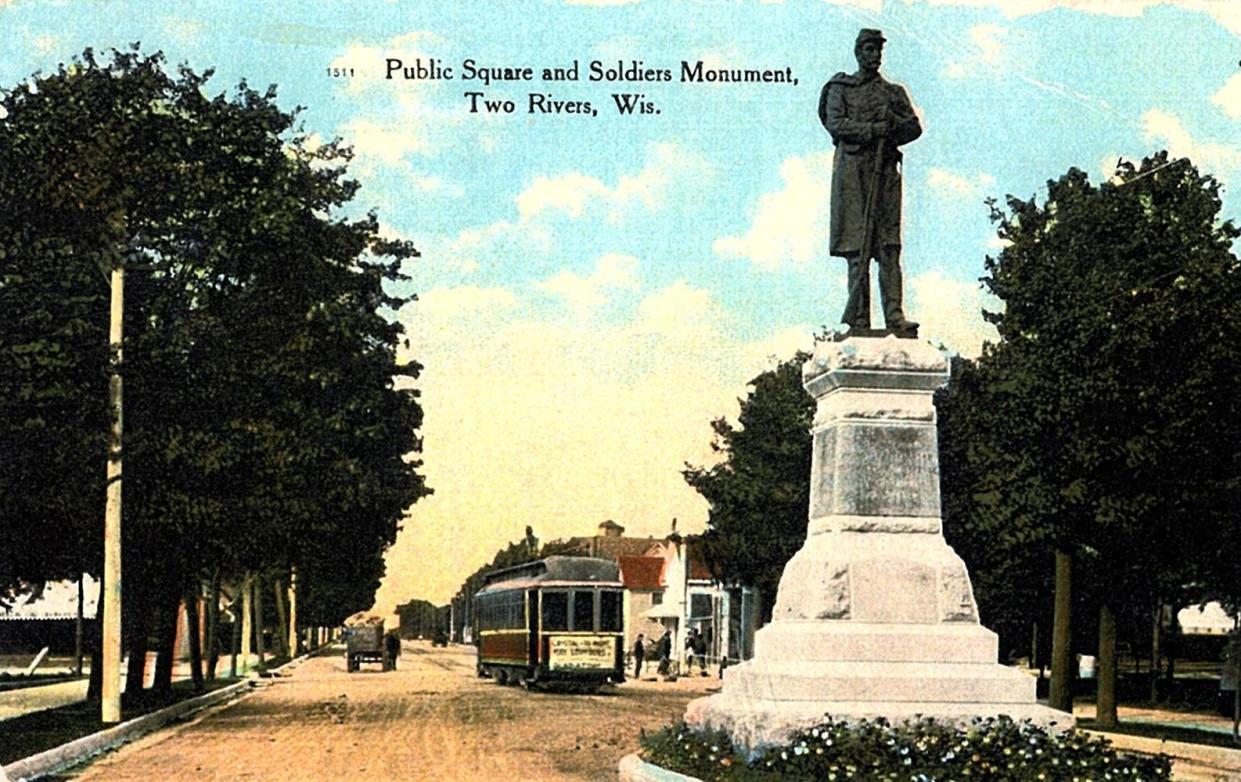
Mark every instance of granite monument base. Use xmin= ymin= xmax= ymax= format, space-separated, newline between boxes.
xmin=683 ymin=336 xmax=1071 ymax=754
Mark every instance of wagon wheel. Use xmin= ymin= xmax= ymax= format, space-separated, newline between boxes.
xmin=495 ymin=668 xmax=509 ymax=686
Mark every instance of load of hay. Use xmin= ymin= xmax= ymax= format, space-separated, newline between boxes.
xmin=344 ymin=611 xmax=385 ymax=628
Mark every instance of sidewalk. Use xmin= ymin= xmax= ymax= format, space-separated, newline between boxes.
xmin=1073 ymin=703 xmax=1241 ymax=781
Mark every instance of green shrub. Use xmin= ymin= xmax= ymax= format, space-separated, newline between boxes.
xmin=639 ymin=715 xmax=1173 ymax=781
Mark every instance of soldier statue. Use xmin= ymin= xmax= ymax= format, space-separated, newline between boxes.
xmin=820 ymin=28 xmax=921 ymax=336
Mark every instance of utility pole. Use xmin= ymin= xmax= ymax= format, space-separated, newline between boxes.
xmin=101 ymin=253 xmax=124 ymax=724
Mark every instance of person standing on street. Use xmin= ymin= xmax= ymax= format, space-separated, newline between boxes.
xmin=657 ymin=628 xmax=672 ymax=677
xmin=692 ymin=629 xmax=708 ymax=676
xmin=384 ymin=632 xmax=401 ymax=671
xmin=632 ymin=633 xmax=646 ymax=680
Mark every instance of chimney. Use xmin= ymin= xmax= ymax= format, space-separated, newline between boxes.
xmin=597 ymin=519 xmax=624 ymax=538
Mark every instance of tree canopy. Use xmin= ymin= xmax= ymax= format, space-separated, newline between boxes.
xmin=683 ymin=353 xmax=813 ymax=612
xmin=0 ymin=47 xmax=428 ymax=674
xmin=969 ymin=153 xmax=1241 ymax=611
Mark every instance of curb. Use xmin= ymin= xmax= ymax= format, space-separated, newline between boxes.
xmin=618 ymin=753 xmax=701 ymax=782
xmin=1 ymin=651 xmax=317 ymax=782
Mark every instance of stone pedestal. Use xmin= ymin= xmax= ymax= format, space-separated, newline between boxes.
xmin=685 ymin=336 xmax=1071 ymax=752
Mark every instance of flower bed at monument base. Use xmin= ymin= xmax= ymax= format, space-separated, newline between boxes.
xmin=638 ymin=715 xmax=1172 ymax=781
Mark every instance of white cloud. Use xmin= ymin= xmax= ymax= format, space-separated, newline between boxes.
xmin=329 ymin=32 xmax=444 ymax=92
xmin=1141 ymin=108 xmax=1241 ymax=181
xmin=713 ymin=152 xmax=833 ymax=270
xmin=634 ymin=280 xmax=716 ymax=336
xmin=824 ymin=0 xmax=885 ymax=10
xmin=161 ymin=18 xmax=204 ymax=46
xmin=536 ymin=253 xmax=640 ymax=317
xmin=927 ymin=167 xmax=997 ymax=198
xmin=415 ymin=284 xmax=518 ymax=320
xmin=916 ymin=1 xmax=1241 ymax=37
xmin=341 ymin=96 xmax=433 ymax=163
xmin=1212 ymin=72 xmax=1241 ymax=119
xmin=908 ymin=270 xmax=998 ymax=357
xmin=740 ymin=325 xmax=816 ymax=369
xmin=517 ymin=173 xmax=610 ymax=220
xmin=329 ymin=31 xmax=468 ymax=200
xmin=515 ymin=142 xmax=712 ymax=223
xmin=414 ymin=215 xmax=557 ymax=277
xmin=943 ymin=23 xmax=1009 ymax=78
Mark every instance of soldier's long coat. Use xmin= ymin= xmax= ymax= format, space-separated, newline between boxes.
xmin=819 ymin=71 xmax=922 ymax=257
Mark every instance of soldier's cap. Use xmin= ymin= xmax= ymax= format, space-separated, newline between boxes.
xmin=855 ymin=28 xmax=886 ymax=46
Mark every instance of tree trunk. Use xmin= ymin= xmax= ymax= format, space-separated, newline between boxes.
xmin=1049 ymin=548 xmax=1074 ymax=712
xmin=75 ymin=573 xmax=85 ymax=676
xmin=254 ymin=572 xmax=267 ymax=671
xmin=87 ymin=647 xmax=103 ymax=701
xmin=152 ymin=587 xmax=181 ymax=695
xmin=124 ymin=601 xmax=149 ymax=697
xmin=229 ymin=597 xmax=241 ymax=678
xmin=1096 ymin=603 xmax=1118 ymax=727
xmin=1150 ymin=601 xmax=1162 ymax=702
xmin=287 ymin=568 xmax=298 ymax=658
xmin=240 ymin=574 xmax=253 ymax=675
xmin=205 ymin=568 xmax=221 ymax=681
xmin=273 ymin=577 xmax=289 ymax=657
xmin=87 ymin=592 xmax=104 ymax=701
xmin=185 ymin=580 xmax=204 ymax=692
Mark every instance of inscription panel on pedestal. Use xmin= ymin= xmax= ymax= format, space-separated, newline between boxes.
xmin=811 ymin=430 xmax=836 ymax=518
xmin=813 ymin=423 xmax=941 ymax=518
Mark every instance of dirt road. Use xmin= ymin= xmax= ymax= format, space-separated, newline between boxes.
xmin=65 ymin=642 xmax=717 ymax=781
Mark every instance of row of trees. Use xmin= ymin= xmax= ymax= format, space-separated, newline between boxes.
xmin=686 ymin=154 xmax=1241 ymax=725
xmin=941 ymin=154 xmax=1241 ymax=725
xmin=0 ymin=48 xmax=429 ymax=700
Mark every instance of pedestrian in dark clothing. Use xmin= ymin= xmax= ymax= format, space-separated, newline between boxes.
xmin=384 ymin=633 xmax=401 ymax=670
xmin=692 ymin=630 xmax=708 ymax=675
xmin=657 ymin=629 xmax=672 ymax=676
xmin=632 ymin=634 xmax=646 ymax=679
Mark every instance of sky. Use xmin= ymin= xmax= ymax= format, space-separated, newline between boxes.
xmin=3 ymin=0 xmax=1239 ymax=614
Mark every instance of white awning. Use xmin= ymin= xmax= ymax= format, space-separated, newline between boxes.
xmin=643 ymin=603 xmax=681 ymax=620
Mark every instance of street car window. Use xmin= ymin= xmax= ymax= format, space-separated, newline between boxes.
xmin=599 ymin=590 xmax=622 ymax=632
xmin=542 ymin=591 xmax=568 ymax=631
xmin=573 ymin=590 xmax=594 ymax=631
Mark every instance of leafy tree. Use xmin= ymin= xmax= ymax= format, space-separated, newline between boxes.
xmin=683 ymin=354 xmax=813 ymax=618
xmin=937 ymin=355 xmax=1056 ymax=668
xmin=969 ymin=153 xmax=1241 ymax=723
